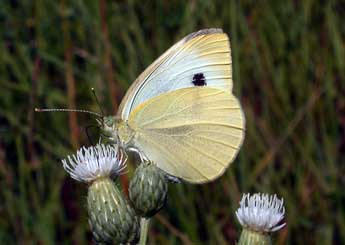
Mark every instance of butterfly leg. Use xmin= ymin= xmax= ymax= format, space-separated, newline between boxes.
xmin=127 ymin=146 xmax=149 ymax=163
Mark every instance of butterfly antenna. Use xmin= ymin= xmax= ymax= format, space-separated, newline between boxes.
xmin=35 ymin=108 xmax=101 ymax=117
xmin=91 ymin=88 xmax=105 ymax=117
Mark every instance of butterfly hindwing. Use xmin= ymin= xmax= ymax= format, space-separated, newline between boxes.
xmin=118 ymin=29 xmax=233 ymax=120
xmin=127 ymin=87 xmax=245 ymax=183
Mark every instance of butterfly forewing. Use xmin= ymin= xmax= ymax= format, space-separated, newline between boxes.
xmin=127 ymin=87 xmax=244 ymax=183
xmin=118 ymin=29 xmax=233 ymax=120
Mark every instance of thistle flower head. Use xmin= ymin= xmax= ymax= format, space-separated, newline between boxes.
xmin=61 ymin=144 xmax=126 ymax=182
xmin=236 ymin=193 xmax=286 ymax=233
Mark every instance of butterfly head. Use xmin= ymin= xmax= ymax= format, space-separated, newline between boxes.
xmin=97 ymin=116 xmax=118 ymax=142
xmin=98 ymin=116 xmax=134 ymax=147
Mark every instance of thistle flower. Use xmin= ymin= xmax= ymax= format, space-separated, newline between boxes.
xmin=236 ymin=193 xmax=286 ymax=245
xmin=61 ymin=144 xmax=139 ymax=244
xmin=62 ymin=143 xmax=126 ymax=182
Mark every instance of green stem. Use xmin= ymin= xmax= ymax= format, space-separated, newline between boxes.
xmin=139 ymin=217 xmax=150 ymax=245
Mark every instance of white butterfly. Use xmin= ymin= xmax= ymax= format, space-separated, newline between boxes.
xmin=101 ymin=28 xmax=245 ymax=183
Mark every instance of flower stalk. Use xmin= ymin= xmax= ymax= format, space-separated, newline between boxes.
xmin=139 ymin=217 xmax=150 ymax=245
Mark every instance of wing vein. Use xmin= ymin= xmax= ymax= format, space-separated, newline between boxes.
xmin=193 ymin=135 xmax=239 ymax=150
xmin=144 ymin=122 xmax=244 ymax=131
xmin=175 ymin=137 xmax=226 ymax=168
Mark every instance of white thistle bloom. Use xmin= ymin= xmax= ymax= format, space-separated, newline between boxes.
xmin=61 ymin=144 xmax=127 ymax=182
xmin=236 ymin=193 xmax=286 ymax=233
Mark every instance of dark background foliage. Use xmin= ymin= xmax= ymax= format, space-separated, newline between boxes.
xmin=0 ymin=1 xmax=344 ymax=244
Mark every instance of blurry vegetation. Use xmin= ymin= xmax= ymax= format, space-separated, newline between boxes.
xmin=0 ymin=1 xmax=344 ymax=244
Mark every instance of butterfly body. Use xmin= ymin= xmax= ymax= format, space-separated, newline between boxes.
xmin=100 ymin=117 xmax=133 ymax=147
xmin=102 ymin=29 xmax=245 ymax=183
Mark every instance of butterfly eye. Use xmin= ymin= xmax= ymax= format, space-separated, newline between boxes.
xmin=103 ymin=117 xmax=112 ymax=127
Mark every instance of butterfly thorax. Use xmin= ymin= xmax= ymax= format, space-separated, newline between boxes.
xmin=117 ymin=120 xmax=135 ymax=146
xmin=100 ymin=116 xmax=135 ymax=147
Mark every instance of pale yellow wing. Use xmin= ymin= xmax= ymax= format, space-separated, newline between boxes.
xmin=118 ymin=29 xmax=233 ymax=120
xmin=127 ymin=87 xmax=245 ymax=183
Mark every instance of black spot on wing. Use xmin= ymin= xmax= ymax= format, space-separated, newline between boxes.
xmin=192 ymin=73 xmax=207 ymax=86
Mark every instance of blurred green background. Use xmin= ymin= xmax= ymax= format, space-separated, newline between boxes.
xmin=0 ymin=0 xmax=344 ymax=244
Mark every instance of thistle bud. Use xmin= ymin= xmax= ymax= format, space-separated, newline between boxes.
xmin=61 ymin=144 xmax=139 ymax=243
xmin=129 ymin=161 xmax=168 ymax=217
